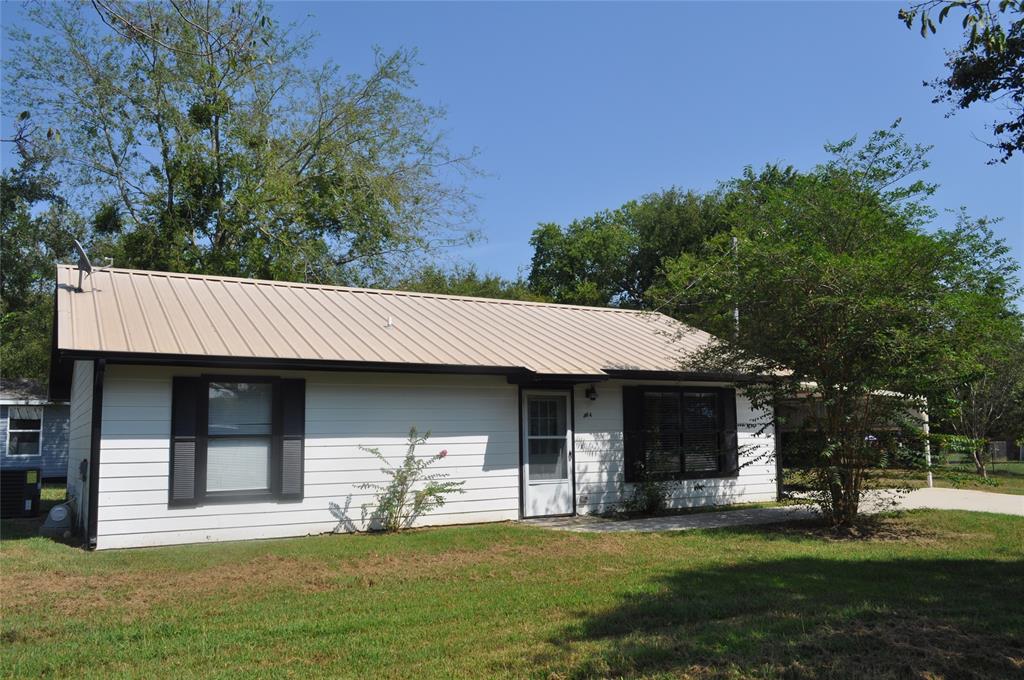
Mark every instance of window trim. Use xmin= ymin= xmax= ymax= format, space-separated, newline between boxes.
xmin=625 ymin=386 xmax=738 ymax=482
xmin=5 ymin=406 xmax=44 ymax=458
xmin=193 ymin=375 xmax=282 ymax=505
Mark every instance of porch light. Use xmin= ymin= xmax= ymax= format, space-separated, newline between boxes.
xmin=585 ymin=385 xmax=598 ymax=401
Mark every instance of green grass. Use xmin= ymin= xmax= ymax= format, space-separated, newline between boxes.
xmin=884 ymin=462 xmax=1024 ymax=496
xmin=2 ymin=511 xmax=1022 ymax=679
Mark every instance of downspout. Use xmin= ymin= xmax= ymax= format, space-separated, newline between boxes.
xmin=87 ymin=358 xmax=105 ymax=550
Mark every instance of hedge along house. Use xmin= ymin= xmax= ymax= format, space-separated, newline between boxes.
xmin=49 ymin=266 xmax=779 ymax=550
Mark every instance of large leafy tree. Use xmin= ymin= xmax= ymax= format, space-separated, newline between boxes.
xmin=0 ymin=122 xmax=84 ymax=382
xmin=930 ymin=219 xmax=1024 ymax=474
xmin=398 ymin=265 xmax=546 ymax=302
xmin=666 ymin=123 xmax=1018 ymax=528
xmin=899 ymin=1 xmax=1024 ymax=162
xmin=5 ymin=0 xmax=478 ymax=285
xmin=527 ymin=188 xmax=727 ymax=310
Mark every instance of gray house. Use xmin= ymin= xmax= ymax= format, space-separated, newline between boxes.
xmin=1 ymin=378 xmax=69 ymax=480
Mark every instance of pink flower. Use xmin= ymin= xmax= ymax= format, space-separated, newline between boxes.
xmin=438 ymin=449 xmax=448 ymax=458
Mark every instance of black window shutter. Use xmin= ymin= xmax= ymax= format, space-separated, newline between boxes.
xmin=169 ymin=377 xmax=201 ymax=506
xmin=720 ymin=388 xmax=739 ymax=475
xmin=278 ymin=378 xmax=305 ymax=500
xmin=622 ymin=386 xmax=643 ymax=483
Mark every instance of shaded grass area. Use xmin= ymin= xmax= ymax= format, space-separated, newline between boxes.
xmin=2 ymin=511 xmax=1022 ymax=678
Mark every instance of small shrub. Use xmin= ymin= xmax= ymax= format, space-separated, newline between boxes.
xmin=618 ymin=463 xmax=680 ymax=515
xmin=358 ymin=427 xmax=465 ymax=532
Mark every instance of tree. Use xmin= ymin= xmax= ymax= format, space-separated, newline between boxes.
xmin=665 ymin=122 xmax=1014 ymax=529
xmin=527 ymin=188 xmax=727 ymax=311
xmin=0 ymin=121 xmax=83 ymax=382
xmin=930 ymin=219 xmax=1024 ymax=475
xmin=899 ymin=1 xmax=1024 ymax=162
xmin=5 ymin=0 xmax=478 ymax=286
xmin=397 ymin=264 xmax=547 ymax=302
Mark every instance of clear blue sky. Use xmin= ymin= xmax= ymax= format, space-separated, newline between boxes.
xmin=271 ymin=0 xmax=1023 ymax=280
xmin=3 ymin=1 xmax=1022 ymax=281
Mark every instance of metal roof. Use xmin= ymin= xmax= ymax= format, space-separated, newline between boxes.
xmin=54 ymin=265 xmax=715 ymax=377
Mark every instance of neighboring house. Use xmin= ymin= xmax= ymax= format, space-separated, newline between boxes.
xmin=988 ymin=438 xmax=1022 ymax=462
xmin=1 ymin=378 xmax=69 ymax=480
xmin=49 ymin=266 xmax=778 ymax=550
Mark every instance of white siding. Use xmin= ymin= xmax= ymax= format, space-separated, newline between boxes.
xmin=94 ymin=366 xmax=778 ymax=549
xmin=573 ymin=380 xmax=778 ymax=514
xmin=95 ymin=365 xmax=519 ymax=549
xmin=67 ymin=360 xmax=94 ymax=530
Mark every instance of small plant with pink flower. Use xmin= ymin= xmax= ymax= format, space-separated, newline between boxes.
xmin=358 ymin=427 xmax=465 ymax=532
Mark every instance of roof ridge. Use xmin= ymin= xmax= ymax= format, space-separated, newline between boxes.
xmin=56 ymin=264 xmax=670 ymax=317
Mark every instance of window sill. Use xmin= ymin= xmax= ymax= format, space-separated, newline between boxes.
xmin=169 ymin=492 xmax=301 ymax=507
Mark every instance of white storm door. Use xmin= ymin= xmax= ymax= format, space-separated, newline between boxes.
xmin=522 ymin=391 xmax=573 ymax=518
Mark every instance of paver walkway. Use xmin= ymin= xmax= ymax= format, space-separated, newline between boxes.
xmin=526 ymin=488 xmax=1023 ymax=533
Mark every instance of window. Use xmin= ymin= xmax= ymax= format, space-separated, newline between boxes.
xmin=169 ymin=376 xmax=305 ymax=506
xmin=207 ymin=382 xmax=273 ymax=493
xmin=7 ymin=406 xmax=43 ymax=457
xmin=623 ymin=387 xmax=738 ymax=481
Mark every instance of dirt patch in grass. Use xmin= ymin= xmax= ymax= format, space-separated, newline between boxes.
xmin=0 ymin=553 xmax=339 ymax=621
xmin=0 ymin=530 xmax=630 ymax=622
xmin=740 ymin=514 xmax=962 ymax=544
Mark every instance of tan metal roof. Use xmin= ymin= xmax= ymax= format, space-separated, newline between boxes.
xmin=54 ymin=265 xmax=715 ymax=377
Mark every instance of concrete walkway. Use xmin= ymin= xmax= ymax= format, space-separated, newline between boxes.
xmin=889 ymin=487 xmax=1023 ymax=515
xmin=526 ymin=488 xmax=1022 ymax=534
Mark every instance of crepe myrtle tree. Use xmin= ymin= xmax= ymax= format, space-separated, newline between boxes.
xmin=659 ymin=122 xmax=1012 ymax=529
xmin=358 ymin=428 xmax=465 ymax=532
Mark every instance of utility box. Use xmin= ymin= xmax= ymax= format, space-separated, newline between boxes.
xmin=0 ymin=468 xmax=42 ymax=518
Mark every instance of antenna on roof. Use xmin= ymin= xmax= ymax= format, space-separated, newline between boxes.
xmin=72 ymin=240 xmax=92 ymax=292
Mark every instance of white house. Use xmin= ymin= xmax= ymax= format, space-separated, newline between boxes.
xmin=49 ymin=265 xmax=779 ymax=549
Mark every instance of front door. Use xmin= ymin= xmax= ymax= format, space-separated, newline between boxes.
xmin=521 ymin=391 xmax=574 ymax=517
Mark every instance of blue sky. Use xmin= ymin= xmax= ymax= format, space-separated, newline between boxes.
xmin=3 ymin=1 xmax=1021 ymax=281
xmin=271 ymin=0 xmax=1022 ymax=279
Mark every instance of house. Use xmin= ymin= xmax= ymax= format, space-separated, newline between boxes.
xmin=49 ymin=265 xmax=779 ymax=549
xmin=1 ymin=378 xmax=69 ymax=481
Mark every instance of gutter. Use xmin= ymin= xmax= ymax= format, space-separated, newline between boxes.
xmin=86 ymin=358 xmax=105 ymax=550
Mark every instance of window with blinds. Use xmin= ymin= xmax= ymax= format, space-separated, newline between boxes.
xmin=623 ymin=386 xmax=738 ymax=482
xmin=169 ymin=376 xmax=305 ymax=506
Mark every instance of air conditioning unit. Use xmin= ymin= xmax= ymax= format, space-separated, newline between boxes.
xmin=0 ymin=468 xmax=42 ymax=518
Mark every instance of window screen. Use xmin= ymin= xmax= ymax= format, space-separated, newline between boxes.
xmin=7 ymin=406 xmax=42 ymax=457
xmin=623 ymin=387 xmax=738 ymax=481
xmin=642 ymin=392 xmax=683 ymax=475
xmin=206 ymin=382 xmax=272 ymax=493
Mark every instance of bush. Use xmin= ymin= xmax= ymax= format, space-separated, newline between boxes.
xmin=358 ymin=427 xmax=465 ymax=532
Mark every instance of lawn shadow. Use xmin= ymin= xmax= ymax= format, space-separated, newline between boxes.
xmin=539 ymin=541 xmax=1024 ymax=679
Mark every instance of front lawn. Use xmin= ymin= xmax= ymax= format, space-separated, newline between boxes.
xmin=2 ymin=511 xmax=1022 ymax=678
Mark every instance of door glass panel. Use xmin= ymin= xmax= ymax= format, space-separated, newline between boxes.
xmin=529 ymin=438 xmax=567 ymax=480
xmin=528 ymin=397 xmax=566 ymax=436
xmin=527 ymin=395 xmax=568 ymax=481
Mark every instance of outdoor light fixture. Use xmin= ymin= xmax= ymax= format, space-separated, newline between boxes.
xmin=585 ymin=385 xmax=598 ymax=401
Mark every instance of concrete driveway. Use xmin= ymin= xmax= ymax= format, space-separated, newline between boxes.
xmin=526 ymin=488 xmax=1023 ymax=534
